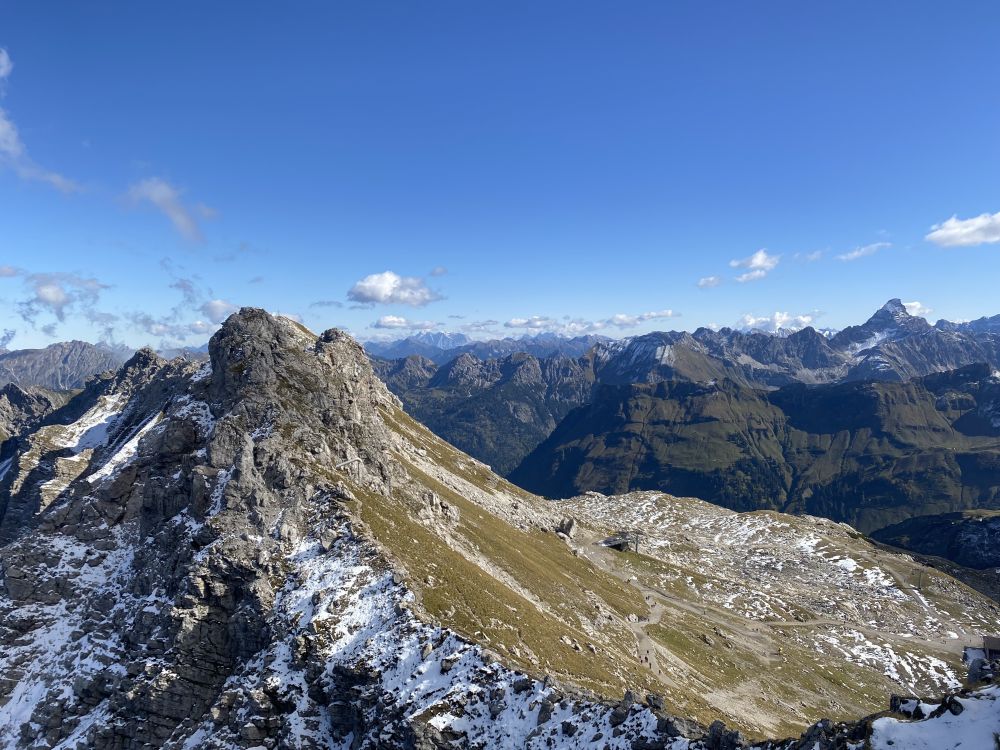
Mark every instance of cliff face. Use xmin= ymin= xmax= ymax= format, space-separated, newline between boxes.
xmin=0 ymin=383 xmax=74 ymax=444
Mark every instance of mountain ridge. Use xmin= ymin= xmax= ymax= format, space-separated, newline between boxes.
xmin=2 ymin=309 xmax=996 ymax=746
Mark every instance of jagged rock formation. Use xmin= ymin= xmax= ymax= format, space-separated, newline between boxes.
xmin=0 ymin=340 xmax=128 ymax=390
xmin=2 ymin=309 xmax=998 ymax=749
xmin=0 ymin=310 xmax=695 ymax=748
xmin=511 ymin=363 xmax=1000 ymax=535
xmin=592 ymin=299 xmax=1000 ymax=389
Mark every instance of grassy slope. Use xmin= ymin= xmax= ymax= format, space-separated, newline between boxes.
xmin=349 ymin=405 xmax=655 ymax=699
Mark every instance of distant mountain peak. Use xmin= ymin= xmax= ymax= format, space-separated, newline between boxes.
xmin=877 ymin=298 xmax=910 ymax=320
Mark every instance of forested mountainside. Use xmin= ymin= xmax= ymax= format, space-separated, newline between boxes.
xmin=510 ymin=363 xmax=1000 ymax=534
xmin=872 ymin=510 xmax=1000 ymax=569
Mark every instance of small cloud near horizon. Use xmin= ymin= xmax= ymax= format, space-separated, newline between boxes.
xmin=372 ymin=314 xmax=438 ymax=330
xmin=836 ymin=242 xmax=890 ymax=262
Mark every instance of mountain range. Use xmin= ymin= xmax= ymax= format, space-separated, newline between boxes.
xmin=369 ymin=300 xmax=1000 ymax=575
xmin=0 ymin=340 xmax=129 ymax=391
xmin=510 ymin=363 xmax=1000 ymax=534
xmin=1 ymin=309 xmax=997 ymax=748
xmin=365 ymin=331 xmax=610 ymax=364
xmin=374 ymin=300 xmax=1000 ymax=474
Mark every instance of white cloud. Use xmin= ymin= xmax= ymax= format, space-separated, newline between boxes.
xmin=734 ymin=269 xmax=767 ymax=283
xmin=737 ymin=311 xmax=816 ymax=333
xmin=504 ymin=315 xmax=560 ymax=330
xmin=16 ymin=271 xmax=108 ymax=323
xmin=730 ymin=249 xmax=779 ymax=282
xmin=0 ymin=48 xmax=78 ymax=192
xmin=606 ymin=310 xmax=678 ymax=328
xmin=697 ymin=276 xmax=721 ymax=289
xmin=903 ymin=301 xmax=932 ymax=318
xmin=348 ymin=271 xmax=442 ymax=307
xmin=926 ymin=211 xmax=1000 ymax=247
xmin=796 ymin=250 xmax=823 ymax=262
xmin=372 ymin=315 xmax=437 ymax=330
xmin=127 ymin=177 xmax=213 ymax=241
xmin=504 ymin=309 xmax=680 ymax=335
xmin=836 ymin=241 xmax=890 ymax=261
xmin=429 ymin=266 xmax=448 ymax=277
xmin=462 ymin=319 xmax=499 ymax=333
xmin=200 ymin=299 xmax=239 ymax=324
xmin=128 ymin=312 xmax=212 ymax=340
xmin=0 ymin=49 xmax=12 ymax=82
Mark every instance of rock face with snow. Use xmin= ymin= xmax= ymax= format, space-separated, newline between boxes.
xmin=556 ymin=490 xmax=1000 ymax=738
xmin=2 ymin=308 xmax=999 ymax=749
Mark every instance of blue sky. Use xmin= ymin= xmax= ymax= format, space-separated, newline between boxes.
xmin=2 ymin=2 xmax=999 ymax=348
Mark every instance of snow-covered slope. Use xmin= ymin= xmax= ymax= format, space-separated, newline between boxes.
xmin=558 ymin=491 xmax=1000 ymax=738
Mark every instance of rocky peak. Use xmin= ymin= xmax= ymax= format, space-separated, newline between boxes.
xmin=3 ymin=309 xmax=1000 ymax=748
xmin=831 ymin=298 xmax=931 ymax=352
xmin=879 ymin=297 xmax=909 ymax=318
xmin=429 ymin=351 xmax=492 ymax=389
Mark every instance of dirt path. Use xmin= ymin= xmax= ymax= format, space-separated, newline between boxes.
xmin=630 ymin=593 xmax=664 ymax=676
xmin=575 ymin=531 xmax=782 ymax=676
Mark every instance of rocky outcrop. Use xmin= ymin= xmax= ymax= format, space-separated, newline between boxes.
xmin=0 ymin=383 xmax=72 ymax=444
